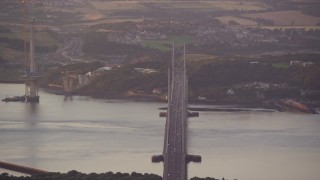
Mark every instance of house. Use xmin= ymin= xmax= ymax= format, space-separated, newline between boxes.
xmin=152 ymin=88 xmax=163 ymax=94
xmin=290 ymin=61 xmax=303 ymax=66
xmin=134 ymin=68 xmax=159 ymax=74
xmin=303 ymin=62 xmax=313 ymax=67
xmin=227 ymin=89 xmax=235 ymax=95
xmin=250 ymin=61 xmax=260 ymax=65
xmin=198 ymin=96 xmax=207 ymax=100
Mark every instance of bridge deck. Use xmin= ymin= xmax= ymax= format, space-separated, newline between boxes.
xmin=163 ymin=65 xmax=187 ymax=180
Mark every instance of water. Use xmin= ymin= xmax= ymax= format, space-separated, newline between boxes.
xmin=1 ymin=83 xmax=320 ymax=180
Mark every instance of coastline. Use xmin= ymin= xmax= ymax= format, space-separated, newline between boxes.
xmin=1 ymin=84 xmax=316 ymax=114
xmin=0 ymin=81 xmax=24 ymax=84
xmin=40 ymin=88 xmax=290 ymax=113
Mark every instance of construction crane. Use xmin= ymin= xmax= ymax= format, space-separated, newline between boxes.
xmin=18 ymin=0 xmax=31 ymax=71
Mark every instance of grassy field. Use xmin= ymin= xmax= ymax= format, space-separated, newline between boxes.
xmin=242 ymin=10 xmax=320 ymax=26
xmin=0 ymin=30 xmax=59 ymax=61
xmin=216 ymin=16 xmax=258 ymax=25
xmin=90 ymin=1 xmax=145 ymax=11
xmin=90 ymin=1 xmax=268 ymax=11
xmin=272 ymin=63 xmax=290 ymax=69
xmin=34 ymin=32 xmax=60 ymax=46
xmin=141 ymin=35 xmax=192 ymax=51
xmin=250 ymin=25 xmax=320 ymax=30
xmin=0 ymin=31 xmax=59 ymax=46
xmin=205 ymin=1 xmax=268 ymax=11
xmin=186 ymin=54 xmax=217 ymax=62
xmin=0 ymin=32 xmax=20 ymax=39
xmin=0 ymin=71 xmax=24 ymax=82
xmin=151 ymin=1 xmax=221 ymax=10
xmin=153 ymin=1 xmax=267 ymax=11
xmin=0 ymin=44 xmax=24 ymax=61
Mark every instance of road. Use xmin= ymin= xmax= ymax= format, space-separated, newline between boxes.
xmin=153 ymin=46 xmax=200 ymax=180
xmin=163 ymin=57 xmax=188 ymax=180
xmin=55 ymin=37 xmax=88 ymax=63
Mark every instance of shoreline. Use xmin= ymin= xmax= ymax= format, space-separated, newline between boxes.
xmin=0 ymin=81 xmax=24 ymax=84
xmin=41 ymin=88 xmax=318 ymax=114
xmin=1 ymin=84 xmax=317 ymax=114
xmin=41 ymin=89 xmax=294 ymax=113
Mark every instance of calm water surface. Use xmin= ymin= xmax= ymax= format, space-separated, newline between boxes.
xmin=0 ymin=84 xmax=320 ymax=180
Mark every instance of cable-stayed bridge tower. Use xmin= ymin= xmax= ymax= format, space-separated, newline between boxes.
xmin=21 ymin=17 xmax=40 ymax=102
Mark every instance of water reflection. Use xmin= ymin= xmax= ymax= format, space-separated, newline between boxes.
xmin=24 ymin=103 xmax=39 ymax=124
xmin=64 ymin=95 xmax=73 ymax=101
xmin=23 ymin=103 xmax=40 ymax=170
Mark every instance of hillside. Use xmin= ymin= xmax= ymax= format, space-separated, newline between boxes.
xmin=40 ymin=54 xmax=320 ymax=107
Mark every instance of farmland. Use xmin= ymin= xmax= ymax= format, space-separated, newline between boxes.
xmin=0 ymin=31 xmax=60 ymax=47
xmin=0 ymin=45 xmax=24 ymax=61
xmin=141 ymin=35 xmax=193 ymax=51
xmin=216 ymin=16 xmax=258 ymax=26
xmin=185 ymin=54 xmax=217 ymax=62
xmin=204 ymin=1 xmax=268 ymax=11
xmin=0 ymin=30 xmax=60 ymax=61
xmin=1 ymin=0 xmax=320 ymax=64
xmin=254 ymin=25 xmax=320 ymax=30
xmin=242 ymin=10 xmax=320 ymax=26
xmin=89 ymin=1 xmax=268 ymax=12
xmin=90 ymin=1 xmax=146 ymax=11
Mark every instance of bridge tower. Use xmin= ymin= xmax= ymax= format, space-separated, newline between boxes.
xmin=152 ymin=44 xmax=201 ymax=180
xmin=22 ymin=17 xmax=41 ymax=102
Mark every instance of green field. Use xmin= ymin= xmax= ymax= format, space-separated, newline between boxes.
xmin=34 ymin=32 xmax=60 ymax=46
xmin=249 ymin=25 xmax=320 ymax=30
xmin=216 ymin=16 xmax=258 ymax=25
xmin=0 ymin=71 xmax=24 ymax=82
xmin=0 ymin=44 xmax=24 ymax=61
xmin=186 ymin=54 xmax=217 ymax=62
xmin=0 ymin=30 xmax=60 ymax=61
xmin=153 ymin=0 xmax=267 ymax=11
xmin=206 ymin=1 xmax=268 ymax=11
xmin=272 ymin=63 xmax=290 ymax=69
xmin=90 ymin=1 xmax=146 ymax=11
xmin=0 ymin=31 xmax=59 ymax=46
xmin=242 ymin=10 xmax=320 ymax=26
xmin=142 ymin=35 xmax=192 ymax=51
xmin=90 ymin=1 xmax=268 ymax=11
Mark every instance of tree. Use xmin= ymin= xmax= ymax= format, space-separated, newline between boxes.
xmin=228 ymin=20 xmax=240 ymax=26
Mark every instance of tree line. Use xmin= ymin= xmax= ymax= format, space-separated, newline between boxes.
xmin=0 ymin=171 xmax=218 ymax=180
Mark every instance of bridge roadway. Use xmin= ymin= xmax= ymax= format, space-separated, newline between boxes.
xmin=0 ymin=161 xmax=48 ymax=175
xmin=163 ymin=63 xmax=187 ymax=180
xmin=152 ymin=45 xmax=200 ymax=180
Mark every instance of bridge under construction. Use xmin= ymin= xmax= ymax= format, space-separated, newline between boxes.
xmin=21 ymin=17 xmax=41 ymax=103
xmin=152 ymin=44 xmax=201 ymax=180
xmin=2 ymin=16 xmax=41 ymax=103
